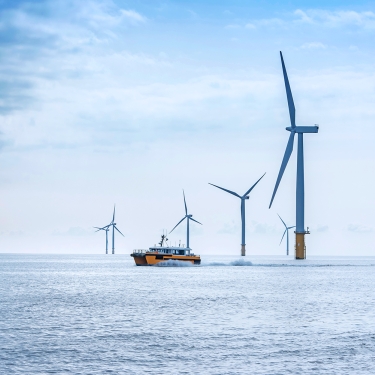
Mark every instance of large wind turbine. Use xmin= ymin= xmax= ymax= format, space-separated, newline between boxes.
xmin=107 ymin=205 xmax=125 ymax=254
xmin=277 ymin=214 xmax=295 ymax=256
xmin=269 ymin=52 xmax=319 ymax=259
xmin=209 ymin=173 xmax=265 ymax=256
xmin=170 ymin=191 xmax=202 ymax=248
xmin=94 ymin=226 xmax=110 ymax=254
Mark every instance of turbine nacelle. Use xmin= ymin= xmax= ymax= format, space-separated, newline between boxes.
xmin=286 ymin=126 xmax=319 ymax=133
xmin=243 ymin=196 xmax=250 ymax=200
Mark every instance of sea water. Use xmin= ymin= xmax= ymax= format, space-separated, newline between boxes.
xmin=1 ymin=254 xmax=375 ymax=374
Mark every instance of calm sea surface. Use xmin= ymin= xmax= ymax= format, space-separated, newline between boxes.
xmin=1 ymin=254 xmax=375 ymax=374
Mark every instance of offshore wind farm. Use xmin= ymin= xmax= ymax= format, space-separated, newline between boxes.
xmin=93 ymin=52 xmax=319 ymax=261
xmin=94 ymin=206 xmax=124 ymax=255
xmin=2 ymin=1 xmax=375 ymax=374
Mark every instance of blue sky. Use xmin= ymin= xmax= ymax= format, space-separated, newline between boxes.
xmin=0 ymin=0 xmax=375 ymax=255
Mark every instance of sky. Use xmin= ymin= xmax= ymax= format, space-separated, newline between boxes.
xmin=0 ymin=0 xmax=375 ymax=255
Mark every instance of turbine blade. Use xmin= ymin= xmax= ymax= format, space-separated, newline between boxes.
xmin=190 ymin=217 xmax=202 ymax=225
xmin=114 ymin=226 xmax=125 ymax=237
xmin=269 ymin=132 xmax=295 ymax=208
xmin=243 ymin=173 xmax=266 ymax=197
xmin=280 ymin=51 xmax=296 ymax=128
xmin=288 ymin=226 xmax=296 ymax=229
xmin=94 ymin=225 xmax=110 ymax=231
xmin=277 ymin=214 xmax=287 ymax=229
xmin=183 ymin=190 xmax=188 ymax=215
xmin=170 ymin=216 xmax=186 ymax=233
xmin=279 ymin=229 xmax=287 ymax=245
xmin=112 ymin=205 xmax=116 ymax=223
xmin=208 ymin=183 xmax=241 ymax=198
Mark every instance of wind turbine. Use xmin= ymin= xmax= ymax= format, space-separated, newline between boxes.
xmin=170 ymin=191 xmax=202 ymax=248
xmin=94 ymin=226 xmax=110 ymax=254
xmin=209 ymin=173 xmax=265 ymax=256
xmin=277 ymin=214 xmax=295 ymax=256
xmin=107 ymin=205 xmax=125 ymax=254
xmin=269 ymin=52 xmax=319 ymax=259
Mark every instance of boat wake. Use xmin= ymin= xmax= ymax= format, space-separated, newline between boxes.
xmin=205 ymin=259 xmax=253 ymax=267
xmin=155 ymin=260 xmax=193 ymax=267
xmin=204 ymin=261 xmax=375 ymax=268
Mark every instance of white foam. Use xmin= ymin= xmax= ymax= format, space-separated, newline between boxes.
xmin=155 ymin=259 xmax=193 ymax=267
xmin=230 ymin=259 xmax=253 ymax=266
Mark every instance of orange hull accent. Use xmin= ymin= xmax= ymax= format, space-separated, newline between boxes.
xmin=131 ymin=252 xmax=200 ymax=266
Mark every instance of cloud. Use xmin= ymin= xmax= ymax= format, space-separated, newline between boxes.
xmin=0 ymin=0 xmax=147 ymax=115
xmin=245 ymin=23 xmax=256 ymax=29
xmin=255 ymin=18 xmax=285 ymax=27
xmin=0 ymin=131 xmax=11 ymax=151
xmin=300 ymin=42 xmax=327 ymax=49
xmin=245 ymin=9 xmax=375 ymax=31
xmin=0 ymin=230 xmax=25 ymax=236
xmin=294 ymin=9 xmax=314 ymax=24
xmin=294 ymin=9 xmax=375 ymax=29
xmin=218 ymin=221 xmax=239 ymax=235
xmin=347 ymin=224 xmax=373 ymax=233
xmin=0 ymin=79 xmax=35 ymax=114
xmin=120 ymin=9 xmax=146 ymax=23
xmin=249 ymin=221 xmax=276 ymax=234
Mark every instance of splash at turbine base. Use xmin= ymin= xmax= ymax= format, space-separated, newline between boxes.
xmin=241 ymin=245 xmax=246 ymax=256
xmin=295 ymin=233 xmax=306 ymax=259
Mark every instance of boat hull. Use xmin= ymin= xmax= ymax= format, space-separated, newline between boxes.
xmin=131 ymin=253 xmax=201 ymax=266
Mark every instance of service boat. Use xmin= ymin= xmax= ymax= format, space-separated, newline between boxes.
xmin=131 ymin=191 xmax=202 ymax=266
xmin=131 ymin=235 xmax=200 ymax=266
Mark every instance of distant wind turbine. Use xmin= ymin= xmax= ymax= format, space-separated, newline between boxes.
xmin=103 ymin=205 xmax=125 ymax=254
xmin=170 ymin=191 xmax=202 ymax=248
xmin=209 ymin=173 xmax=265 ymax=256
xmin=94 ymin=226 xmax=110 ymax=254
xmin=269 ymin=51 xmax=319 ymax=259
xmin=277 ymin=214 xmax=295 ymax=256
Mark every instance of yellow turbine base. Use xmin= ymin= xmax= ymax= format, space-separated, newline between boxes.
xmin=295 ymin=233 xmax=306 ymax=259
xmin=241 ymin=245 xmax=246 ymax=256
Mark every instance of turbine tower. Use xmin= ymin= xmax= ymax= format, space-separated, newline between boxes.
xmin=170 ymin=191 xmax=202 ymax=248
xmin=107 ymin=205 xmax=125 ymax=254
xmin=94 ymin=226 xmax=110 ymax=254
xmin=277 ymin=214 xmax=295 ymax=256
xmin=269 ymin=52 xmax=319 ymax=259
xmin=209 ymin=173 xmax=265 ymax=256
